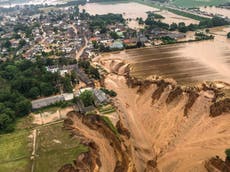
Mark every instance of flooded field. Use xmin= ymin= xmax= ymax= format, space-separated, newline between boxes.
xmin=156 ymin=10 xmax=199 ymax=25
xmin=200 ymin=6 xmax=230 ymax=18
xmin=102 ymin=26 xmax=230 ymax=84
xmin=80 ymin=2 xmax=199 ymax=29
xmin=0 ymin=0 xmax=69 ymax=8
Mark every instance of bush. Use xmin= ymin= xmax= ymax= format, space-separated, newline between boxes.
xmin=227 ymin=32 xmax=230 ymax=39
xmin=100 ymin=88 xmax=117 ymax=97
xmin=225 ymin=149 xmax=230 ymax=160
xmin=79 ymin=90 xmax=94 ymax=107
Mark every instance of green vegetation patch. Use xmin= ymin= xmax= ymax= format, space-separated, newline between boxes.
xmin=35 ymin=123 xmax=88 ymax=172
xmin=99 ymin=104 xmax=116 ymax=114
xmin=0 ymin=158 xmax=31 ymax=172
xmin=0 ymin=130 xmax=31 ymax=163
xmin=0 ymin=130 xmax=32 ymax=172
xmin=101 ymin=116 xmax=119 ymax=137
xmin=172 ymin=0 xmax=229 ymax=8
xmin=166 ymin=8 xmax=208 ymax=21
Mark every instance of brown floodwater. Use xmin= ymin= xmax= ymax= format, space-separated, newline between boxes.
xmin=124 ymin=27 xmax=230 ymax=84
xmin=200 ymin=6 xmax=230 ymax=18
xmin=79 ymin=2 xmax=199 ymax=29
xmin=100 ymin=27 xmax=230 ymax=85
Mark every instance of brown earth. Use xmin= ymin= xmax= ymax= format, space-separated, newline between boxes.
xmin=90 ymin=55 xmax=230 ymax=172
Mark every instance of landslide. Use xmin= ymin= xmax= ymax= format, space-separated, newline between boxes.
xmin=93 ymin=56 xmax=230 ymax=172
xmin=59 ymin=111 xmax=139 ymax=172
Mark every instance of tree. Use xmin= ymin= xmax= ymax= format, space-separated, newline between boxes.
xmin=225 ymin=149 xmax=230 ymax=160
xmin=79 ymin=90 xmax=94 ymax=107
xmin=0 ymin=114 xmax=13 ymax=132
xmin=110 ymin=32 xmax=119 ymax=40
xmin=19 ymin=39 xmax=26 ymax=48
xmin=178 ymin=22 xmax=188 ymax=33
xmin=227 ymin=32 xmax=230 ymax=39
xmin=169 ymin=23 xmax=177 ymax=31
xmin=15 ymin=99 xmax=31 ymax=117
xmin=28 ymin=87 xmax=40 ymax=99
xmin=40 ymin=83 xmax=54 ymax=96
xmin=3 ymin=40 xmax=11 ymax=49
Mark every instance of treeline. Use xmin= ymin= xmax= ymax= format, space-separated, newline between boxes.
xmin=89 ymin=13 xmax=125 ymax=32
xmin=0 ymin=58 xmax=77 ymax=133
xmin=145 ymin=12 xmax=230 ymax=33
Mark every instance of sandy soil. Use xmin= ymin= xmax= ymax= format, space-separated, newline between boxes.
xmin=33 ymin=107 xmax=74 ymax=125
xmin=93 ymin=55 xmax=230 ymax=172
xmin=69 ymin=114 xmax=117 ymax=172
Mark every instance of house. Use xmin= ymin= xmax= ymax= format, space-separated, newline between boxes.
xmin=93 ymin=89 xmax=109 ymax=106
xmin=110 ymin=40 xmax=124 ymax=50
xmin=31 ymin=93 xmax=74 ymax=109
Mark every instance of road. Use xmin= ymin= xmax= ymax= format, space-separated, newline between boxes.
xmin=71 ymin=24 xmax=89 ymax=60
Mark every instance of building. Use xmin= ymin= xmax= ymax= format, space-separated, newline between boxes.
xmin=110 ymin=40 xmax=124 ymax=50
xmin=93 ymin=89 xmax=109 ymax=106
xmin=31 ymin=93 xmax=74 ymax=109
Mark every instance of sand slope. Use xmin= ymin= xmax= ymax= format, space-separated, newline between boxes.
xmin=93 ymin=56 xmax=230 ymax=172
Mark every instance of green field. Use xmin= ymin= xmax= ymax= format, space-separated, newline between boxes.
xmin=172 ymin=0 xmax=229 ymax=8
xmin=0 ymin=122 xmax=88 ymax=172
xmin=0 ymin=130 xmax=32 ymax=172
xmin=34 ymin=123 xmax=88 ymax=172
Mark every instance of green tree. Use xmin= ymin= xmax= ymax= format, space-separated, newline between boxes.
xmin=19 ymin=39 xmax=26 ymax=48
xmin=225 ymin=149 xmax=230 ymax=160
xmin=227 ymin=32 xmax=230 ymax=39
xmin=110 ymin=32 xmax=119 ymax=40
xmin=79 ymin=90 xmax=94 ymax=107
xmin=28 ymin=87 xmax=40 ymax=99
xmin=40 ymin=83 xmax=54 ymax=96
xmin=169 ymin=23 xmax=177 ymax=31
xmin=15 ymin=99 xmax=31 ymax=117
xmin=3 ymin=40 xmax=11 ymax=49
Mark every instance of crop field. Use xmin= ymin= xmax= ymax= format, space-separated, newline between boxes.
xmin=172 ymin=0 xmax=230 ymax=8
xmin=0 ymin=122 xmax=88 ymax=172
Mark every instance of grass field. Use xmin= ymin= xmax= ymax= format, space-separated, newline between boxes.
xmin=34 ymin=123 xmax=88 ymax=172
xmin=0 ymin=121 xmax=88 ymax=172
xmin=0 ymin=130 xmax=32 ymax=172
xmin=172 ymin=0 xmax=230 ymax=8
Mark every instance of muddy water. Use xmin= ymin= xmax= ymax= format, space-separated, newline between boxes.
xmin=80 ymin=2 xmax=198 ymax=28
xmin=200 ymin=6 xmax=230 ymax=18
xmin=125 ymin=26 xmax=230 ymax=84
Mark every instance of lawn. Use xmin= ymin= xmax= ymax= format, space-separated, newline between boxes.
xmin=99 ymin=104 xmax=116 ymax=114
xmin=172 ymin=0 xmax=229 ymax=8
xmin=0 ymin=130 xmax=32 ymax=172
xmin=34 ymin=123 xmax=88 ymax=172
xmin=0 ymin=121 xmax=88 ymax=172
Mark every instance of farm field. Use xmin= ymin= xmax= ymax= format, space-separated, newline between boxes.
xmin=172 ymin=0 xmax=230 ymax=8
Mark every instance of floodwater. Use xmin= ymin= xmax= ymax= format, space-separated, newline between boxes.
xmin=156 ymin=10 xmax=199 ymax=25
xmin=0 ymin=0 xmax=68 ymax=8
xmin=114 ymin=26 xmax=230 ymax=84
xmin=80 ymin=2 xmax=199 ymax=29
xmin=200 ymin=6 xmax=230 ymax=18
